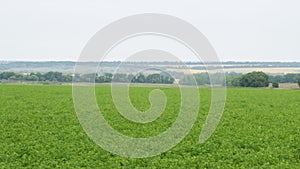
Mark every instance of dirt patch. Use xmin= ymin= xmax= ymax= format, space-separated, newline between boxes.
xmin=279 ymin=83 xmax=300 ymax=89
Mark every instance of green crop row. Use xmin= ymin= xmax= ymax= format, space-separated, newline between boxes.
xmin=0 ymin=85 xmax=299 ymax=168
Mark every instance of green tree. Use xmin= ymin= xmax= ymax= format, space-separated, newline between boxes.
xmin=194 ymin=73 xmax=209 ymax=85
xmin=131 ymin=73 xmax=145 ymax=83
xmin=146 ymin=74 xmax=161 ymax=83
xmin=272 ymin=82 xmax=279 ymax=88
xmin=226 ymin=76 xmax=241 ymax=87
xmin=179 ymin=75 xmax=195 ymax=85
xmin=240 ymin=71 xmax=269 ymax=87
xmin=298 ymin=77 xmax=300 ymax=87
xmin=1 ymin=72 xmax=16 ymax=80
xmin=112 ymin=73 xmax=129 ymax=82
xmin=161 ymin=74 xmax=174 ymax=84
xmin=26 ymin=75 xmax=39 ymax=81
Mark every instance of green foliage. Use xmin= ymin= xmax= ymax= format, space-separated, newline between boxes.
xmin=227 ymin=77 xmax=241 ymax=87
xmin=0 ymin=72 xmax=175 ymax=84
xmin=129 ymin=73 xmax=144 ymax=83
xmin=145 ymin=73 xmax=174 ymax=84
xmin=194 ymin=73 xmax=210 ymax=85
xmin=298 ymin=77 xmax=300 ymax=87
xmin=269 ymin=73 xmax=300 ymax=83
xmin=0 ymin=85 xmax=299 ymax=168
xmin=95 ymin=73 xmax=113 ymax=83
xmin=179 ymin=74 xmax=196 ymax=85
xmin=0 ymin=71 xmax=72 ymax=82
xmin=2 ymin=71 xmax=299 ymax=87
xmin=240 ymin=71 xmax=269 ymax=87
xmin=130 ymin=73 xmax=174 ymax=84
xmin=272 ymin=82 xmax=279 ymax=88
xmin=179 ymin=73 xmax=210 ymax=85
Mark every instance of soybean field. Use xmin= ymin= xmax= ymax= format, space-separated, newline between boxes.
xmin=0 ymin=85 xmax=299 ymax=168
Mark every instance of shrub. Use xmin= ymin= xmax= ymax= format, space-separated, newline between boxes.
xmin=272 ymin=82 xmax=279 ymax=88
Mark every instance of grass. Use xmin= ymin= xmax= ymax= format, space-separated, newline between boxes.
xmin=0 ymin=84 xmax=299 ymax=168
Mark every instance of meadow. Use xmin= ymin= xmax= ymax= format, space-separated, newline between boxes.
xmin=0 ymin=85 xmax=299 ymax=168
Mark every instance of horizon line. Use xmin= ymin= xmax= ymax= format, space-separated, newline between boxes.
xmin=1 ymin=60 xmax=300 ymax=63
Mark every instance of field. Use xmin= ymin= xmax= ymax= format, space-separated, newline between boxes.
xmin=168 ymin=67 xmax=300 ymax=74
xmin=0 ymin=85 xmax=299 ymax=168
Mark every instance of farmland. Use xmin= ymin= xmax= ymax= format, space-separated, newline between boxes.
xmin=0 ymin=85 xmax=299 ymax=168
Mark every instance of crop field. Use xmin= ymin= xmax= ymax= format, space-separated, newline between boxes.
xmin=0 ymin=85 xmax=299 ymax=168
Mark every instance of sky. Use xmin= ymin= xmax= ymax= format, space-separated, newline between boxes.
xmin=0 ymin=0 xmax=299 ymax=62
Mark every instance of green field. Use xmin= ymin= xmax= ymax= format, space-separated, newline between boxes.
xmin=0 ymin=85 xmax=299 ymax=168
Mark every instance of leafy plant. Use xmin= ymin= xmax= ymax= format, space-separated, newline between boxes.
xmin=272 ymin=82 xmax=279 ymax=88
xmin=0 ymin=85 xmax=299 ymax=168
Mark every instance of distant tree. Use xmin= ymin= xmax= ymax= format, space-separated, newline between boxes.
xmin=240 ymin=71 xmax=269 ymax=87
xmin=144 ymin=74 xmax=174 ymax=84
xmin=179 ymin=75 xmax=196 ymax=85
xmin=283 ymin=74 xmax=299 ymax=83
xmin=269 ymin=73 xmax=300 ymax=83
xmin=104 ymin=73 xmax=113 ymax=82
xmin=161 ymin=74 xmax=174 ymax=84
xmin=226 ymin=76 xmax=241 ymax=87
xmin=272 ymin=82 xmax=279 ymax=88
xmin=146 ymin=74 xmax=161 ymax=83
xmin=8 ymin=76 xmax=17 ymax=80
xmin=95 ymin=75 xmax=105 ymax=83
xmin=127 ymin=74 xmax=134 ymax=82
xmin=194 ymin=73 xmax=209 ymax=85
xmin=131 ymin=73 xmax=146 ymax=83
xmin=81 ymin=73 xmax=95 ymax=82
xmin=112 ymin=73 xmax=129 ymax=82
xmin=63 ymin=74 xmax=73 ymax=82
xmin=0 ymin=71 xmax=74 ymax=83
xmin=180 ymin=72 xmax=228 ymax=86
xmin=298 ymin=76 xmax=300 ymax=87
xmin=1 ymin=72 xmax=16 ymax=80
xmin=26 ymin=75 xmax=39 ymax=81
xmin=44 ymin=71 xmax=63 ymax=81
xmin=10 ymin=73 xmax=24 ymax=81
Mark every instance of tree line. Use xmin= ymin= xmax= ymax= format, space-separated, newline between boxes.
xmin=180 ymin=71 xmax=300 ymax=88
xmin=0 ymin=72 xmax=73 ymax=82
xmin=81 ymin=73 xmax=175 ymax=84
xmin=0 ymin=71 xmax=175 ymax=84
xmin=226 ymin=72 xmax=300 ymax=87
xmin=1 ymin=71 xmax=299 ymax=87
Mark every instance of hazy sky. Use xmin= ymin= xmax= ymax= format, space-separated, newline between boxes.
xmin=0 ymin=0 xmax=299 ymax=62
